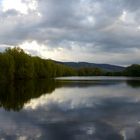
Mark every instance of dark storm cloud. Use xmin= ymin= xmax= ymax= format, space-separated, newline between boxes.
xmin=36 ymin=0 xmax=140 ymax=49
xmin=0 ymin=0 xmax=140 ymax=65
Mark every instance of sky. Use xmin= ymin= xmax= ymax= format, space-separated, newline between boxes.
xmin=0 ymin=0 xmax=140 ymax=66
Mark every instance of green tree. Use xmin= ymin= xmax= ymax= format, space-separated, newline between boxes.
xmin=124 ymin=64 xmax=140 ymax=77
xmin=5 ymin=47 xmax=34 ymax=79
xmin=0 ymin=53 xmax=15 ymax=80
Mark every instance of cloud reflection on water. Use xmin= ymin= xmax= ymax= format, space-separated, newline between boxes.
xmin=0 ymin=78 xmax=140 ymax=139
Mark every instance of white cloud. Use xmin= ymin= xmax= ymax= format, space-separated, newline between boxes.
xmin=1 ymin=0 xmax=37 ymax=14
xmin=120 ymin=10 xmax=127 ymax=22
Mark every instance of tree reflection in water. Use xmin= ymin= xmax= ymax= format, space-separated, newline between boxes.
xmin=0 ymin=79 xmax=139 ymax=111
xmin=0 ymin=79 xmax=61 ymax=111
xmin=126 ymin=80 xmax=140 ymax=88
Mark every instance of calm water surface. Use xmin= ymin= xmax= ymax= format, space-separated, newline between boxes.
xmin=0 ymin=77 xmax=140 ymax=140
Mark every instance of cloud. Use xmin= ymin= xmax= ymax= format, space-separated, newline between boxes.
xmin=0 ymin=0 xmax=140 ymax=65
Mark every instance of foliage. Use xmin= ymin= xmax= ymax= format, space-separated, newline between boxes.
xmin=78 ymin=67 xmax=103 ymax=76
xmin=5 ymin=47 xmax=34 ymax=79
xmin=0 ymin=47 xmax=78 ymax=80
xmin=0 ymin=47 xmax=139 ymax=80
xmin=0 ymin=53 xmax=15 ymax=80
xmin=123 ymin=64 xmax=140 ymax=77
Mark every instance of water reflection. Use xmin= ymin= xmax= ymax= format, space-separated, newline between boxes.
xmin=0 ymin=79 xmax=136 ymax=111
xmin=0 ymin=78 xmax=139 ymax=139
xmin=0 ymin=79 xmax=61 ymax=111
xmin=126 ymin=80 xmax=140 ymax=88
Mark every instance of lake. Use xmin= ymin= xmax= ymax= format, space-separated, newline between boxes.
xmin=0 ymin=76 xmax=140 ymax=140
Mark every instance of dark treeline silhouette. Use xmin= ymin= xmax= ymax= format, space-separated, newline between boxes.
xmin=0 ymin=47 xmax=139 ymax=80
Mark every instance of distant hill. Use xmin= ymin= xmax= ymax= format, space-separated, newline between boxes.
xmin=55 ymin=61 xmax=125 ymax=72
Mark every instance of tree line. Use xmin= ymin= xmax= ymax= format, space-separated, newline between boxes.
xmin=0 ymin=47 xmax=139 ymax=80
xmin=105 ymin=64 xmax=140 ymax=77
xmin=0 ymin=47 xmax=76 ymax=80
